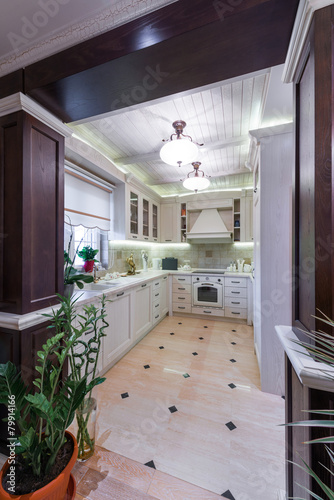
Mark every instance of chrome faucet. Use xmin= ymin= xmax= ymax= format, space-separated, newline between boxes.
xmin=93 ymin=263 xmax=100 ymax=282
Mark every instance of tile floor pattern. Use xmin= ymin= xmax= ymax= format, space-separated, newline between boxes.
xmin=77 ymin=316 xmax=285 ymax=499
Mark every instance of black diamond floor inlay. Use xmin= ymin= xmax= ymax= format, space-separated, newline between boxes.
xmin=282 ymin=395 xmax=285 ymax=400
xmin=204 ymin=326 xmax=208 ymax=328
xmin=225 ymin=421 xmax=237 ymax=431
xmin=199 ymin=337 xmax=204 ymax=340
xmin=170 ymin=332 xmax=175 ymax=335
xmin=144 ymin=365 xmax=150 ymax=369
xmin=192 ymin=352 xmax=198 ymax=356
xmin=183 ymin=373 xmax=190 ymax=378
xmin=222 ymin=490 xmax=236 ymax=500
xmin=232 ymin=329 xmax=236 ymax=332
xmin=121 ymin=392 xmax=129 ymax=399
xmin=144 ymin=460 xmax=156 ymax=469
xmin=231 ymin=342 xmax=236 ymax=345
xmin=178 ymin=322 xmax=182 ymax=324
xmin=159 ymin=346 xmax=164 ymax=349
xmin=228 ymin=383 xmax=236 ymax=389
xmin=169 ymin=405 xmax=178 ymax=413
xmin=230 ymin=359 xmax=236 ymax=363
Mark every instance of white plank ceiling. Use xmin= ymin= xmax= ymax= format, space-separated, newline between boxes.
xmin=70 ymin=69 xmax=273 ymax=196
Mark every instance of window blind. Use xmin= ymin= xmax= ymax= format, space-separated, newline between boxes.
xmin=64 ymin=166 xmax=113 ymax=231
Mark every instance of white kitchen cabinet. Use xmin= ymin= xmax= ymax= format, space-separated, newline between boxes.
xmin=133 ymin=282 xmax=152 ymax=339
xmin=240 ymin=193 xmax=253 ymax=242
xmin=160 ymin=202 xmax=179 ymax=242
xmin=160 ymin=275 xmax=169 ymax=316
xmin=102 ymin=289 xmax=132 ymax=370
xmin=250 ymin=124 xmax=293 ymax=396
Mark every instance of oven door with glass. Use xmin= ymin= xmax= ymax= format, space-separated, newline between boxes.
xmin=192 ymin=280 xmax=223 ymax=308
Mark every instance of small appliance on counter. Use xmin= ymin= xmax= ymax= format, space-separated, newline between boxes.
xmin=162 ymin=257 xmax=178 ymax=270
xmin=152 ymin=258 xmax=162 ymax=270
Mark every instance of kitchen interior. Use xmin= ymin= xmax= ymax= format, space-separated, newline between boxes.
xmin=0 ymin=1 xmax=301 ymax=499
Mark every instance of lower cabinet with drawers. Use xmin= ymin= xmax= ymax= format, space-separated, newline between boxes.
xmin=224 ymin=277 xmax=248 ymax=321
xmin=172 ymin=275 xmax=192 ymax=314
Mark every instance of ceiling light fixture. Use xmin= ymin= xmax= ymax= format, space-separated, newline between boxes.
xmin=160 ymin=120 xmax=203 ymax=167
xmin=183 ymin=162 xmax=210 ymax=192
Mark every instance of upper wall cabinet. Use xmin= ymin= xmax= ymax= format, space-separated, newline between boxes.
xmin=233 ymin=191 xmax=253 ymax=243
xmin=113 ymin=182 xmax=160 ymax=242
xmin=160 ymin=202 xmax=180 ymax=243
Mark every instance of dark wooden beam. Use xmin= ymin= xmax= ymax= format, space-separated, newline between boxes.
xmin=20 ymin=0 xmax=298 ymax=123
xmin=0 ymin=69 xmax=24 ymax=99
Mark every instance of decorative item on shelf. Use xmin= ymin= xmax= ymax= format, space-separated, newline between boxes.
xmin=126 ymin=253 xmax=136 ymax=275
xmin=183 ymin=162 xmax=210 ymax=192
xmin=77 ymin=246 xmax=99 ymax=273
xmin=234 ymin=220 xmax=240 ymax=227
xmin=237 ymin=259 xmax=245 ymax=272
xmin=141 ymin=250 xmax=148 ymax=272
xmin=160 ymin=120 xmax=203 ymax=167
xmin=0 ymin=294 xmax=106 ymax=498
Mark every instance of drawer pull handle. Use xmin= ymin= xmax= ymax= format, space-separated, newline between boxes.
xmin=117 ymin=292 xmax=124 ymax=297
xmin=155 ymin=314 xmax=159 ymax=319
xmin=178 ymin=287 xmax=185 ymax=290
xmin=155 ymin=303 xmax=159 ymax=308
xmin=155 ymin=282 xmax=159 ymax=285
xmin=163 ymin=276 xmax=167 ymax=280
xmin=132 ymin=235 xmax=138 ymax=239
xmin=231 ymin=291 xmax=240 ymax=294
xmin=231 ymin=301 xmax=240 ymax=304
xmin=155 ymin=293 xmax=159 ymax=297
xmin=178 ymin=306 xmax=186 ymax=309
xmin=232 ymin=312 xmax=240 ymax=315
xmin=178 ymin=297 xmax=186 ymax=300
xmin=203 ymin=310 xmax=212 ymax=314
xmin=178 ymin=279 xmax=186 ymax=281
xmin=165 ymin=239 xmax=172 ymax=242
xmin=231 ymin=281 xmax=240 ymax=283
xmin=144 ymin=237 xmax=148 ymax=240
xmin=141 ymin=284 xmax=147 ymax=288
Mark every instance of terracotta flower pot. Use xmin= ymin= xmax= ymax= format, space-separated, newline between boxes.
xmin=83 ymin=260 xmax=94 ymax=273
xmin=0 ymin=431 xmax=78 ymax=500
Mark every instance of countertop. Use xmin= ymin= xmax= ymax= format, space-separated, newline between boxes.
xmin=0 ymin=269 xmax=253 ymax=330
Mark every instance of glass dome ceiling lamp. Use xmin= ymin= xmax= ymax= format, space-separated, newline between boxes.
xmin=160 ymin=120 xmax=203 ymax=167
xmin=183 ymin=162 xmax=210 ymax=192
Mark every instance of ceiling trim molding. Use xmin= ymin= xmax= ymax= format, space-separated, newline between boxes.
xmin=282 ymin=0 xmax=334 ymax=83
xmin=0 ymin=92 xmax=72 ymax=137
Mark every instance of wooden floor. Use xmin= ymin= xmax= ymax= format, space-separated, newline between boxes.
xmin=73 ymin=315 xmax=285 ymax=500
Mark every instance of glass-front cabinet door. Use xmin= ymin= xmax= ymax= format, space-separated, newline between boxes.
xmin=142 ymin=198 xmax=149 ymax=239
xmin=130 ymin=191 xmax=139 ymax=237
xmin=152 ymin=203 xmax=158 ymax=241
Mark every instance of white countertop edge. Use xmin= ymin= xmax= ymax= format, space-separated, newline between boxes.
xmin=275 ymin=325 xmax=334 ymax=393
xmin=0 ymin=269 xmax=253 ymax=330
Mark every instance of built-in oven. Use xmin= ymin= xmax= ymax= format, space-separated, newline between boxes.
xmin=192 ymin=275 xmax=224 ymax=308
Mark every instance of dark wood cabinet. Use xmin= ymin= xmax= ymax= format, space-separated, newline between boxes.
xmin=0 ymin=110 xmax=64 ymax=314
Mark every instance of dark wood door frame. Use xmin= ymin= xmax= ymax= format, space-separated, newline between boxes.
xmin=0 ymin=0 xmax=299 ymax=123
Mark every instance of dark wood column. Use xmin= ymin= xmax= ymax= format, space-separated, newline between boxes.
xmin=0 ymin=110 xmax=64 ymax=314
xmin=288 ymin=5 xmax=334 ymax=498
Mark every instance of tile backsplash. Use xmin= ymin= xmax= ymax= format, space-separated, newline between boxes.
xmin=106 ymin=241 xmax=253 ymax=273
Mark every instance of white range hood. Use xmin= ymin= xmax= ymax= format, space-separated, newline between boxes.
xmin=186 ymin=208 xmax=233 ymax=243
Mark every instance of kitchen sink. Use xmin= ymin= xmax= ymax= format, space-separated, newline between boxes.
xmin=80 ymin=282 xmax=120 ymax=291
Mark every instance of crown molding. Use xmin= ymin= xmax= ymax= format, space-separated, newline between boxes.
xmin=283 ymin=0 xmax=334 ymax=83
xmin=0 ymin=92 xmax=72 ymax=136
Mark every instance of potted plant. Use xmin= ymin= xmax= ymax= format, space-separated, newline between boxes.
xmin=77 ymin=246 xmax=99 ymax=273
xmin=286 ymin=312 xmax=334 ymax=499
xmin=0 ymin=294 xmax=106 ymax=498
xmin=64 ymin=250 xmax=94 ymax=297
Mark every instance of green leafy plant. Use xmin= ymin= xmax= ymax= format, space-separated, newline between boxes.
xmin=287 ymin=311 xmax=334 ymax=499
xmin=77 ymin=245 xmax=99 ymax=262
xmin=0 ymin=294 xmax=106 ymax=494
xmin=64 ymin=250 xmax=94 ymax=288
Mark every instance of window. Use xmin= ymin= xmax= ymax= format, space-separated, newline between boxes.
xmin=65 ymin=224 xmax=109 ymax=269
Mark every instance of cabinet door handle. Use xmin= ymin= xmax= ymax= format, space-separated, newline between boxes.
xmin=163 ymin=276 xmax=167 ymax=280
xmin=141 ymin=283 xmax=147 ymax=288
xmin=178 ymin=287 xmax=185 ymax=290
xmin=232 ymin=311 xmax=240 ymax=315
xmin=144 ymin=237 xmax=148 ymax=240
xmin=117 ymin=292 xmax=124 ymax=297
xmin=155 ymin=282 xmax=159 ymax=286
xmin=178 ymin=306 xmax=186 ymax=309
xmin=231 ymin=281 xmax=240 ymax=284
xmin=231 ymin=301 xmax=240 ymax=304
xmin=178 ymin=297 xmax=185 ymax=300
xmin=203 ymin=310 xmax=212 ymax=314
xmin=165 ymin=239 xmax=172 ymax=242
xmin=132 ymin=235 xmax=138 ymax=239
xmin=231 ymin=291 xmax=240 ymax=294
xmin=155 ymin=293 xmax=159 ymax=297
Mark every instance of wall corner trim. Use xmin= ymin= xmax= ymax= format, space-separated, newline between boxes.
xmin=0 ymin=92 xmax=72 ymax=137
